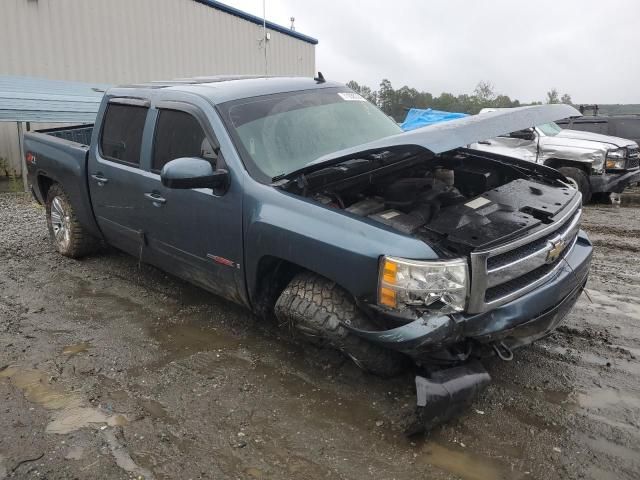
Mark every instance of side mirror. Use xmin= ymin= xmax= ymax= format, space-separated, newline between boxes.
xmin=161 ymin=157 xmax=229 ymax=191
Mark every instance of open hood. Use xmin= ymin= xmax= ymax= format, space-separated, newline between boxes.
xmin=277 ymin=104 xmax=580 ymax=181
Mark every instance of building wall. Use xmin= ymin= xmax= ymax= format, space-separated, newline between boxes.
xmin=0 ymin=0 xmax=316 ymax=175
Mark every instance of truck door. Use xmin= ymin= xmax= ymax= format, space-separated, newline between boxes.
xmin=136 ymin=102 xmax=245 ymax=304
xmin=471 ymin=128 xmax=539 ymax=163
xmin=88 ymin=99 xmax=151 ymax=256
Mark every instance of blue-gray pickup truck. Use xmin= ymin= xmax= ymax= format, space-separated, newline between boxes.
xmin=24 ymin=76 xmax=592 ymax=429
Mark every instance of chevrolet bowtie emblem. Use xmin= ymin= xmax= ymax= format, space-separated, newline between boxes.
xmin=546 ymin=237 xmax=567 ymax=264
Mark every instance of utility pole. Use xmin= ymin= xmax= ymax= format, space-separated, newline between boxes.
xmin=263 ymin=0 xmax=267 ymax=76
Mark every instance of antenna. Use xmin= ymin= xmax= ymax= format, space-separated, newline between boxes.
xmin=290 ymin=17 xmax=295 ymax=31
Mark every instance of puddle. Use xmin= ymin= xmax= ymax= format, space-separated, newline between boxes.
xmin=583 ymin=290 xmax=640 ymax=320
xmin=417 ymin=442 xmax=524 ymax=480
xmin=62 ymin=342 xmax=91 ymax=357
xmin=0 ymin=366 xmax=127 ymax=433
xmin=576 ymin=388 xmax=638 ymax=410
xmin=103 ymin=429 xmax=154 ymax=480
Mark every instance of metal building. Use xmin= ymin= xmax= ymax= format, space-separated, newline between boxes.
xmin=0 ymin=0 xmax=318 ymax=179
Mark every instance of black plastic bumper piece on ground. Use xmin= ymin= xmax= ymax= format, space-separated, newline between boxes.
xmin=405 ymin=361 xmax=491 ymax=435
xmin=590 ymin=169 xmax=640 ymax=193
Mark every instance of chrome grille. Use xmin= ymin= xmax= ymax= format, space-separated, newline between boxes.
xmin=627 ymin=148 xmax=639 ymax=169
xmin=468 ymin=196 xmax=582 ymax=314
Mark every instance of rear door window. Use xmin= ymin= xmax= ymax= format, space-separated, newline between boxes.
xmin=99 ymin=104 xmax=148 ymax=165
xmin=152 ymin=109 xmax=217 ymax=172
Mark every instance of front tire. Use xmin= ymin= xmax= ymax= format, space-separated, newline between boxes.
xmin=274 ymin=272 xmax=409 ymax=377
xmin=45 ymin=183 xmax=98 ymax=258
xmin=557 ymin=166 xmax=591 ymax=204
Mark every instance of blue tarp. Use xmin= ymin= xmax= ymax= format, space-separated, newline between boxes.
xmin=401 ymin=108 xmax=468 ymax=131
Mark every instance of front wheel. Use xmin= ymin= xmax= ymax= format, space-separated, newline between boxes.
xmin=274 ymin=272 xmax=409 ymax=377
xmin=45 ymin=183 xmax=98 ymax=258
xmin=557 ymin=166 xmax=591 ymax=204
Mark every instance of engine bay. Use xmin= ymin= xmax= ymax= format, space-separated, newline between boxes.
xmin=286 ymin=151 xmax=577 ymax=255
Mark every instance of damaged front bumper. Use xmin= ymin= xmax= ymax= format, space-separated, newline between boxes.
xmin=350 ymin=231 xmax=592 ymax=360
xmin=591 ymin=168 xmax=640 ymax=193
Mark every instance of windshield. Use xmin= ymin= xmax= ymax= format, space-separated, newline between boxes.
xmin=537 ymin=121 xmax=562 ymax=136
xmin=220 ymin=87 xmax=402 ymax=181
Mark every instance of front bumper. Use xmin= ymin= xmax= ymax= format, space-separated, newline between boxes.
xmin=590 ymin=169 xmax=640 ymax=193
xmin=349 ymin=231 xmax=592 ymax=358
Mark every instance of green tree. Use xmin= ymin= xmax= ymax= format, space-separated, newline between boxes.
xmin=377 ymin=79 xmax=396 ymax=115
xmin=546 ymin=88 xmax=560 ymax=104
xmin=560 ymin=93 xmax=572 ymax=105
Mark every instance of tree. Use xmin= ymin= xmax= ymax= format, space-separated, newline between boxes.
xmin=560 ymin=93 xmax=572 ymax=105
xmin=377 ymin=79 xmax=396 ymax=116
xmin=474 ymin=81 xmax=495 ymax=104
xmin=546 ymin=88 xmax=560 ymax=104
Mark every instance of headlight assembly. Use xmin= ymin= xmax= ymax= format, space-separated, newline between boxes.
xmin=378 ymin=256 xmax=468 ymax=313
xmin=606 ymin=148 xmax=627 ymax=170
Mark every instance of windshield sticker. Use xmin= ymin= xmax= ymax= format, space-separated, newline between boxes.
xmin=338 ymin=92 xmax=366 ymax=102
xmin=465 ymin=197 xmax=492 ymax=209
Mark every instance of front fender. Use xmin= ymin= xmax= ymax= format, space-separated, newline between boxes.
xmin=243 ymin=181 xmax=438 ymax=304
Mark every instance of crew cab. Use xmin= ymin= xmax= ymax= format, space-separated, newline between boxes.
xmin=24 ymin=77 xmax=592 ymax=428
xmin=470 ymin=108 xmax=640 ymax=203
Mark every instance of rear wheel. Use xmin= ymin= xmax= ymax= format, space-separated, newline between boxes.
xmin=274 ymin=272 xmax=409 ymax=377
xmin=557 ymin=166 xmax=591 ymax=204
xmin=45 ymin=183 xmax=98 ymax=258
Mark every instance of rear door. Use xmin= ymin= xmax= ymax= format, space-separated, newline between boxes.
xmin=137 ymin=100 xmax=245 ymax=303
xmin=88 ymin=98 xmax=152 ymax=256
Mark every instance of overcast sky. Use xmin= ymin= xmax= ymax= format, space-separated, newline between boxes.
xmin=223 ymin=0 xmax=639 ymax=104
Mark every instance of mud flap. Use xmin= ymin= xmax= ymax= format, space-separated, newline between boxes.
xmin=405 ymin=361 xmax=491 ymax=435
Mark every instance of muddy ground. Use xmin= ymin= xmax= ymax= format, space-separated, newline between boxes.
xmin=1 ymin=191 xmax=639 ymax=480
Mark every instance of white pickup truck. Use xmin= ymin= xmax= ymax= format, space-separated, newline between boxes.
xmin=471 ymin=108 xmax=640 ymax=203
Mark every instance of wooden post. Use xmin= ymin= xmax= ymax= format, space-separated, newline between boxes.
xmin=17 ymin=121 xmax=28 ymax=193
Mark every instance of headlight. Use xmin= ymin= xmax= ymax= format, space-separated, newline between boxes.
xmin=378 ymin=256 xmax=468 ymax=313
xmin=606 ymin=148 xmax=626 ymax=169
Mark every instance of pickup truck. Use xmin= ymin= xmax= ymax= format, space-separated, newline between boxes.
xmin=24 ymin=76 xmax=592 ymax=428
xmin=470 ymin=108 xmax=640 ymax=203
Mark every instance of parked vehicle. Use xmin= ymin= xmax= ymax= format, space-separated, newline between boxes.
xmin=24 ymin=77 xmax=592 ymax=429
xmin=556 ymin=113 xmax=640 ymax=151
xmin=470 ymin=108 xmax=640 ymax=203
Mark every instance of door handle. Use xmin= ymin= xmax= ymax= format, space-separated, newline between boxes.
xmin=91 ymin=174 xmax=109 ymax=185
xmin=144 ymin=192 xmax=167 ymax=205
xmin=477 ymin=140 xmax=491 ymax=145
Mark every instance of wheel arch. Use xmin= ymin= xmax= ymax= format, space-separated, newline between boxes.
xmin=543 ymin=158 xmax=591 ymax=174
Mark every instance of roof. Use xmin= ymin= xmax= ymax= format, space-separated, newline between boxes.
xmin=110 ymin=76 xmax=343 ymax=104
xmin=0 ymin=76 xmax=109 ymax=123
xmin=193 ymin=0 xmax=318 ymax=45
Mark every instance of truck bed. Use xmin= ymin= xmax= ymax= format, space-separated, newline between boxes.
xmin=23 ymin=125 xmax=102 ymax=238
xmin=35 ymin=124 xmax=94 ymax=146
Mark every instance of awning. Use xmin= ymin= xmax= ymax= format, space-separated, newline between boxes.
xmin=0 ymin=75 xmax=109 ymax=123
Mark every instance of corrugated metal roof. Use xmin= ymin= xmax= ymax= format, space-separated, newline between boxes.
xmin=193 ymin=0 xmax=318 ymax=45
xmin=0 ymin=76 xmax=109 ymax=123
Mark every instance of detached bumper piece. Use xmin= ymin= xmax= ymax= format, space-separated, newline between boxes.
xmin=591 ymin=169 xmax=640 ymax=193
xmin=405 ymin=361 xmax=491 ymax=435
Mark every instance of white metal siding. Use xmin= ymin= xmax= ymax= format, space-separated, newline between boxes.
xmin=0 ymin=0 xmax=316 ymax=175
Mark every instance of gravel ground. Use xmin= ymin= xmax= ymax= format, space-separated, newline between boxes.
xmin=0 ymin=191 xmax=639 ymax=480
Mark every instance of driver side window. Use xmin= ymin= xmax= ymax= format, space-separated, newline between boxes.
xmin=152 ymin=109 xmax=217 ymax=172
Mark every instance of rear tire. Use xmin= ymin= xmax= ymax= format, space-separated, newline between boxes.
xmin=274 ymin=272 xmax=409 ymax=377
xmin=557 ymin=166 xmax=591 ymax=204
xmin=45 ymin=183 xmax=98 ymax=258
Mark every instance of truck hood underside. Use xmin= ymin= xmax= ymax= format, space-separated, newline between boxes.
xmin=282 ymin=104 xmax=580 ymax=180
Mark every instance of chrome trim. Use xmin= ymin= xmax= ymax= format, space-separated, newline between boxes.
xmin=467 ymin=194 xmax=582 ymax=314
xmin=486 ymin=209 xmax=582 ymax=287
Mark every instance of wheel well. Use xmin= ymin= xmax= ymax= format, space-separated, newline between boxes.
xmin=37 ymin=175 xmax=56 ymax=201
xmin=251 ymin=256 xmax=306 ymax=320
xmin=543 ymin=158 xmax=590 ymax=174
